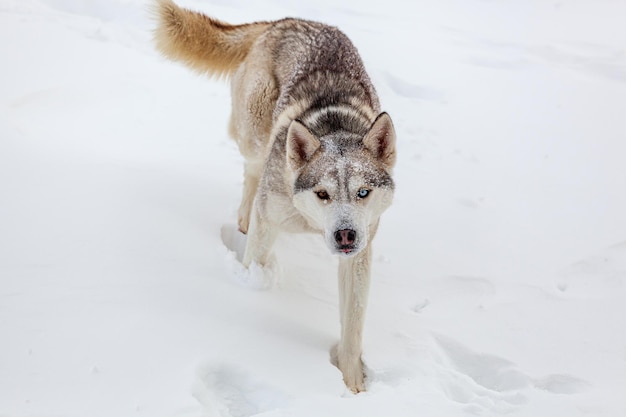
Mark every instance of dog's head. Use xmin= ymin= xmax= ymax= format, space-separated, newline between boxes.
xmin=287 ymin=112 xmax=396 ymax=257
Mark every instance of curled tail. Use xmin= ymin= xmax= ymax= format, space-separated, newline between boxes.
xmin=152 ymin=0 xmax=270 ymax=77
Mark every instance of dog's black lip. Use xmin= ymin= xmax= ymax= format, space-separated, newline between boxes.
xmin=336 ymin=245 xmax=356 ymax=254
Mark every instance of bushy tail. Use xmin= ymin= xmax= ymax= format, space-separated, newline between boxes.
xmin=152 ymin=0 xmax=270 ymax=77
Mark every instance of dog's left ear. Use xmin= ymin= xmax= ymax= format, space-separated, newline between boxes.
xmin=286 ymin=120 xmax=321 ymax=170
xmin=364 ymin=112 xmax=396 ymax=168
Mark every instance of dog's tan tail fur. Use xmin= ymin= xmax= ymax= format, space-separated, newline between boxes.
xmin=152 ymin=0 xmax=270 ymax=77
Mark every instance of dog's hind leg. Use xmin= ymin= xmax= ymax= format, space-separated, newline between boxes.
xmin=336 ymin=242 xmax=373 ymax=393
xmin=238 ymin=161 xmax=261 ymax=234
xmin=228 ymin=60 xmax=277 ymax=234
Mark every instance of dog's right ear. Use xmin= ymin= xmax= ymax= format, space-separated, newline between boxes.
xmin=286 ymin=120 xmax=320 ymax=170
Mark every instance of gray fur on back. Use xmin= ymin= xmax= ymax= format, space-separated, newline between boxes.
xmin=270 ymin=19 xmax=380 ymax=120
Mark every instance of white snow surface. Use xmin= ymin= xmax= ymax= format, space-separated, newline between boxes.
xmin=2 ymin=0 xmax=626 ymax=416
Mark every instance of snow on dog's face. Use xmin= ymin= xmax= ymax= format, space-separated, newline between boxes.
xmin=287 ymin=113 xmax=396 ymax=256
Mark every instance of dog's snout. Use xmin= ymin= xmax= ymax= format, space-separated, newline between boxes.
xmin=335 ymin=229 xmax=356 ymax=246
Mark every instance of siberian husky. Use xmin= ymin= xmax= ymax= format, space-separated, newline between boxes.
xmin=153 ymin=0 xmax=396 ymax=393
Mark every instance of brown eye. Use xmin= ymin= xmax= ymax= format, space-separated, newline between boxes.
xmin=316 ymin=190 xmax=330 ymax=200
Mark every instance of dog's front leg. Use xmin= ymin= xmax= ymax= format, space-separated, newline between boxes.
xmin=336 ymin=243 xmax=372 ymax=393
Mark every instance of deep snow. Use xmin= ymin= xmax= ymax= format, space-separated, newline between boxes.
xmin=1 ymin=0 xmax=626 ymax=416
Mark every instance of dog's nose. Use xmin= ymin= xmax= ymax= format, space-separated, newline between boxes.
xmin=335 ymin=229 xmax=356 ymax=246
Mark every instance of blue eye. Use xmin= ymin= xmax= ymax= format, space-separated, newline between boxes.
xmin=357 ymin=188 xmax=370 ymax=198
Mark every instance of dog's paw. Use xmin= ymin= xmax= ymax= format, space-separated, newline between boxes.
xmin=331 ymin=345 xmax=367 ymax=393
xmin=246 ymin=259 xmax=280 ymax=289
xmin=221 ymin=224 xmax=281 ymax=289
xmin=343 ymin=370 xmax=366 ymax=394
xmin=237 ymin=212 xmax=249 ymax=235
xmin=227 ymin=257 xmax=280 ymax=290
